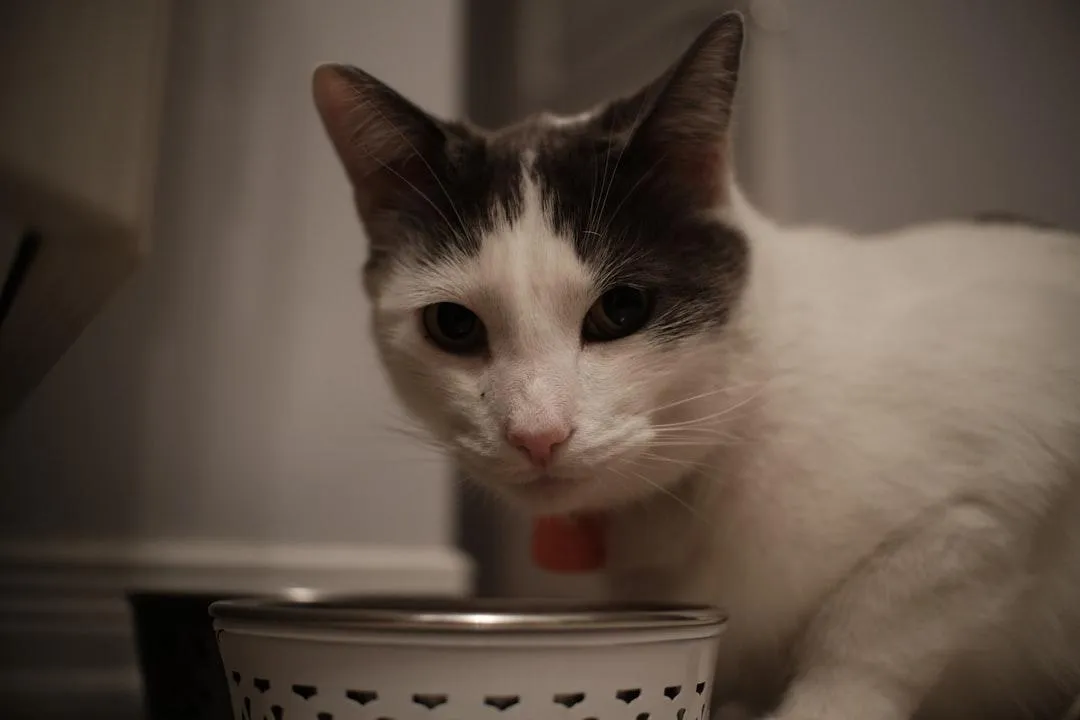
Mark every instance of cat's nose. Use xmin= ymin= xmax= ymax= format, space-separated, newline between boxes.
xmin=507 ymin=425 xmax=572 ymax=468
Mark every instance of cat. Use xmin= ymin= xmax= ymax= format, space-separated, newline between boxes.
xmin=312 ymin=12 xmax=1080 ymax=720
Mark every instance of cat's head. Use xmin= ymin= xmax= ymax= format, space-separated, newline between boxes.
xmin=313 ymin=14 xmax=751 ymax=514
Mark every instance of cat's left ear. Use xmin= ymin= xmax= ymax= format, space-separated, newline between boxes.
xmin=620 ymin=12 xmax=745 ymax=206
xmin=311 ymin=64 xmax=456 ymax=224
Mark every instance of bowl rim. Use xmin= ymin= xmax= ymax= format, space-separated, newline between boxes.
xmin=209 ymin=595 xmax=726 ymax=633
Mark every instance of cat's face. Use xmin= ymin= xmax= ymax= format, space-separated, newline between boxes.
xmin=314 ymin=15 xmax=749 ymax=514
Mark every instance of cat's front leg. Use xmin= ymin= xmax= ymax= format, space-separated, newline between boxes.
xmin=768 ymin=501 xmax=1025 ymax=720
xmin=766 ymin=666 xmax=912 ymax=720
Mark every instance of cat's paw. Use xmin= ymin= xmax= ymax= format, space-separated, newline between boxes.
xmin=765 ymin=670 xmax=912 ymax=720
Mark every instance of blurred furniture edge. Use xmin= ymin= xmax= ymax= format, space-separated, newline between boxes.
xmin=0 ymin=537 xmax=474 ymax=719
xmin=0 ymin=0 xmax=172 ymax=421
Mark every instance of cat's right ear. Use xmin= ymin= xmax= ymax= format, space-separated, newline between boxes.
xmin=604 ymin=13 xmax=745 ymax=208
xmin=312 ymin=64 xmax=449 ymax=219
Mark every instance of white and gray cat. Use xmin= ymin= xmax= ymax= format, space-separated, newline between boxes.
xmin=312 ymin=12 xmax=1080 ymax=720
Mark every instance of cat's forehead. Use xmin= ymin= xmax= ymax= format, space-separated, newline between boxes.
xmin=371 ymin=111 xmax=618 ymax=274
xmin=379 ymin=150 xmax=595 ymax=323
xmin=458 ymin=111 xmax=643 ymax=255
xmin=488 ymin=110 xmax=619 ymax=149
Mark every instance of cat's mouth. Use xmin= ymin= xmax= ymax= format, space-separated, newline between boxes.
xmin=513 ymin=473 xmax=589 ymax=505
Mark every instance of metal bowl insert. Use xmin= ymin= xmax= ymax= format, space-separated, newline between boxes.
xmin=210 ymin=595 xmax=725 ymax=634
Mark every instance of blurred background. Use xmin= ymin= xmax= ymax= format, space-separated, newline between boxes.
xmin=1 ymin=0 xmax=1078 ymax=718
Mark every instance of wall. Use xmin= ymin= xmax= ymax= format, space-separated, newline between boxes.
xmin=0 ymin=0 xmax=469 ymax=714
xmin=1 ymin=0 xmax=467 ymax=552
xmin=0 ymin=0 xmax=170 ymax=419
xmin=750 ymin=0 xmax=1080 ymax=232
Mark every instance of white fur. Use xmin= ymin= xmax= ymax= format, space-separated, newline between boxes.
xmin=371 ymin=161 xmax=1080 ymax=719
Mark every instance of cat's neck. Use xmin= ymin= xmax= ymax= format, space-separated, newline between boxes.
xmin=604 ymin=182 xmax=793 ymax=589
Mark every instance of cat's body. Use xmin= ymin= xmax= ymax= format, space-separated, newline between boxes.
xmin=313 ymin=13 xmax=1080 ymax=720
xmin=606 ymin=189 xmax=1080 ymax=719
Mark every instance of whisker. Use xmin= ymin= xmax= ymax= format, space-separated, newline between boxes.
xmin=634 ymin=431 xmax=752 ymax=448
xmin=590 ymin=90 xmax=647 ymax=240
xmin=599 ymin=155 xmax=665 ymax=237
xmin=379 ymin=420 xmax=458 ymax=455
xmin=618 ymin=464 xmax=700 ymax=518
xmin=351 ymin=145 xmax=459 ymax=242
xmin=585 ymin=150 xmax=602 ymax=245
xmin=637 ymin=451 xmax=716 ymax=472
xmin=650 ymin=389 xmax=763 ymax=430
xmin=644 ymin=380 xmax=763 ymax=416
xmin=648 ymin=434 xmax=747 ymax=446
xmin=588 ymin=123 xmax=617 ymax=238
xmin=651 ymin=424 xmax=747 ymax=436
xmin=592 ymin=83 xmax=657 ymax=236
xmin=634 ymin=442 xmax=743 ymax=451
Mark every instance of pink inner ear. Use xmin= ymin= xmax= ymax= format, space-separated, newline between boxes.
xmin=623 ymin=14 xmax=740 ymax=208
xmin=312 ymin=64 xmax=361 ymax=158
xmin=650 ymin=141 xmax=727 ymax=208
xmin=684 ymin=145 xmax=727 ymax=205
xmin=311 ymin=64 xmax=420 ymax=190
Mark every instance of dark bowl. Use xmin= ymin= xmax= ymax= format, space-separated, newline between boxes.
xmin=127 ymin=591 xmax=236 ymax=720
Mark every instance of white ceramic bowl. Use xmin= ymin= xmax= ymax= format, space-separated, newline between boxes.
xmin=211 ymin=596 xmax=725 ymax=720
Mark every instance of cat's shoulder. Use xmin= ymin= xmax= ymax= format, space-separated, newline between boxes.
xmin=759 ymin=212 xmax=1079 ymax=304
xmin=969 ymin=211 xmax=1061 ymax=231
xmin=758 ymin=212 xmax=1080 ymax=374
xmin=829 ymin=213 xmax=1080 ymax=287
xmin=872 ymin=213 xmax=1078 ymax=254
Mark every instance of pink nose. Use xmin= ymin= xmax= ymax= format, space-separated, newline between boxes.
xmin=507 ymin=426 xmax=572 ymax=467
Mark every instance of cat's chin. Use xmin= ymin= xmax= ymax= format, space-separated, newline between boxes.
xmin=498 ymin=470 xmax=665 ymax=516
xmin=507 ymin=474 xmax=595 ymax=514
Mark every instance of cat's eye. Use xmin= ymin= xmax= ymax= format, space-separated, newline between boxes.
xmin=582 ymin=286 xmax=654 ymax=342
xmin=422 ymin=302 xmax=487 ymax=354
